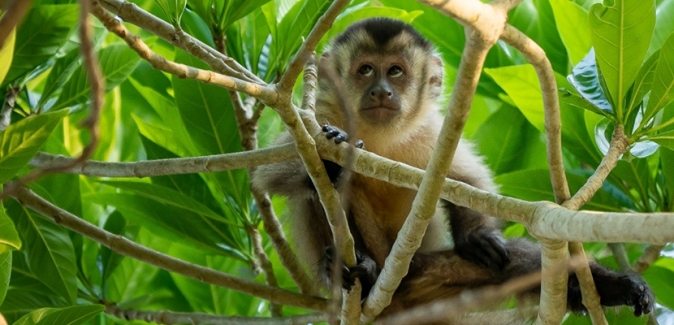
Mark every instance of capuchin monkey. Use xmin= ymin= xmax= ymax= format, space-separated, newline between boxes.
xmin=252 ymin=17 xmax=653 ymax=320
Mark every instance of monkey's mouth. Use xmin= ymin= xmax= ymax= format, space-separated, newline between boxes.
xmin=361 ymin=106 xmax=400 ymax=122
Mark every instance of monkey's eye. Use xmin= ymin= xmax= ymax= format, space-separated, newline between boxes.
xmin=358 ymin=65 xmax=373 ymax=76
xmin=388 ymin=65 xmax=404 ymax=78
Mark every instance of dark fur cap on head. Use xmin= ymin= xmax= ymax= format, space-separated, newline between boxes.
xmin=333 ymin=17 xmax=431 ymax=51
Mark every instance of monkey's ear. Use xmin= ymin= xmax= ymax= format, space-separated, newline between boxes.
xmin=318 ymin=52 xmax=336 ymax=80
xmin=429 ymin=55 xmax=443 ymax=98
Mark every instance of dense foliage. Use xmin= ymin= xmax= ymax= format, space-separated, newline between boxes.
xmin=0 ymin=0 xmax=673 ymax=324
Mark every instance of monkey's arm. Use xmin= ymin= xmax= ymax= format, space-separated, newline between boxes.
xmin=442 ymin=200 xmax=510 ymax=270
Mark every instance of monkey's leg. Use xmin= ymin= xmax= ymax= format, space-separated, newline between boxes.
xmin=385 ymin=239 xmax=654 ymax=317
xmin=442 ymin=201 xmax=509 ymax=270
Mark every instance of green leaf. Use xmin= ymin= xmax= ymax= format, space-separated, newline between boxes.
xmin=558 ymin=88 xmax=610 ymax=118
xmin=172 ymin=51 xmax=241 ymax=155
xmin=0 ymin=109 xmax=68 ymax=184
xmin=650 ymin=130 xmax=674 ymax=150
xmin=7 ymin=201 xmax=77 ymax=304
xmin=52 ymin=43 xmax=142 ymax=110
xmin=0 ymin=251 xmax=10 ymax=306
xmin=624 ymin=49 xmax=659 ymax=119
xmin=661 ymin=148 xmax=674 ymax=211
xmin=87 ymin=190 xmax=246 ymax=261
xmin=0 ymin=202 xmax=21 ymax=253
xmin=101 ymin=180 xmax=232 ymax=225
xmin=220 ymin=0 xmax=272 ymax=29
xmin=644 ymin=33 xmax=674 ymax=122
xmin=496 ymin=169 xmax=630 ymax=211
xmin=100 ymin=211 xmax=126 ymax=286
xmin=549 ymin=0 xmax=592 ymax=65
xmin=473 ymin=104 xmax=547 ymax=174
xmin=13 ymin=305 xmax=104 ymax=325
xmin=589 ymin=0 xmax=656 ymax=116
xmin=567 ymin=49 xmax=613 ymax=115
xmin=0 ymin=28 xmax=15 ymax=85
xmin=648 ymin=0 xmax=674 ymax=57
xmin=484 ymin=64 xmax=545 ymax=132
xmin=37 ymin=50 xmax=81 ymax=111
xmin=3 ymin=5 xmax=79 ymax=85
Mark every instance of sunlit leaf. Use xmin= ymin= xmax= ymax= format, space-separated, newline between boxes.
xmin=589 ymin=0 xmax=655 ymax=115
xmin=0 ymin=28 xmax=16 ymax=85
xmin=484 ymin=64 xmax=545 ymax=131
xmin=13 ymin=305 xmax=103 ymax=325
xmin=549 ymin=0 xmax=592 ymax=65
xmin=644 ymin=34 xmax=674 ymax=122
xmin=650 ymin=130 xmax=674 ymax=150
xmin=0 ymin=110 xmax=68 ymax=184
xmin=52 ymin=43 xmax=142 ymax=110
xmin=3 ymin=5 xmax=78 ymax=85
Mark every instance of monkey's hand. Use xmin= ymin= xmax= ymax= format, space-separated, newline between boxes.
xmin=320 ymin=125 xmax=364 ymax=184
xmin=454 ymin=227 xmax=509 ymax=271
xmin=323 ymin=246 xmax=378 ymax=296
xmin=570 ymin=269 xmax=654 ymax=316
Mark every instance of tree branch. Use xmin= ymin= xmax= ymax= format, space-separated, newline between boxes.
xmin=104 ymin=301 xmax=327 ymax=325
xmin=11 ymin=186 xmax=328 ymax=312
xmin=0 ymin=0 xmax=32 ymax=46
xmin=91 ymin=2 xmax=277 ymax=103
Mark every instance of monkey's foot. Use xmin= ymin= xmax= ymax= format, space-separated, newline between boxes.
xmin=322 ymin=124 xmax=364 ymax=148
xmin=323 ymin=246 xmax=378 ymax=293
xmin=454 ymin=227 xmax=509 ymax=271
xmin=602 ymin=274 xmax=654 ymax=316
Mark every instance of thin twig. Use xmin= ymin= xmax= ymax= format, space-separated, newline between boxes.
xmin=91 ymin=2 xmax=277 ymax=103
xmin=0 ymin=86 xmax=19 ymax=131
xmin=276 ymin=0 xmax=350 ymax=92
xmin=634 ymin=244 xmax=665 ymax=273
xmin=11 ymin=186 xmax=328 ymax=311
xmin=28 ymin=144 xmax=297 ymax=177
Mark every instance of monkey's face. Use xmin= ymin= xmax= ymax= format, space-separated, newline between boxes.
xmin=318 ymin=18 xmax=443 ymax=132
xmin=351 ymin=54 xmax=407 ymax=124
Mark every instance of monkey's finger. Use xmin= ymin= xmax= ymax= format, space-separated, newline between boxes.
xmin=469 ymin=236 xmax=508 ymax=270
xmin=333 ymin=133 xmax=347 ymax=144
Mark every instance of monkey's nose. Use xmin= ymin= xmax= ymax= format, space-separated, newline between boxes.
xmin=369 ymin=86 xmax=393 ymax=100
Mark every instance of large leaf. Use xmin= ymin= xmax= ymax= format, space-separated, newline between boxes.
xmin=171 ymin=51 xmax=241 ymax=155
xmin=87 ymin=189 xmax=246 ymax=261
xmin=650 ymin=130 xmax=674 ymax=150
xmin=0 ymin=251 xmax=10 ymax=306
xmin=13 ymin=305 xmax=104 ymax=325
xmin=52 ymin=43 xmax=142 ymax=110
xmin=0 ymin=28 xmax=15 ymax=85
xmin=549 ymin=0 xmax=592 ymax=65
xmin=7 ymin=201 xmax=77 ymax=304
xmin=648 ymin=0 xmax=674 ymax=57
xmin=99 ymin=211 xmax=126 ymax=287
xmin=644 ymin=34 xmax=674 ymax=122
xmin=37 ymin=50 xmax=81 ymax=111
xmin=472 ymin=104 xmax=547 ymax=174
xmin=589 ymin=0 xmax=655 ymax=114
xmin=3 ymin=5 xmax=78 ymax=85
xmin=0 ymin=202 xmax=21 ymax=253
xmin=0 ymin=109 xmax=68 ymax=184
xmin=567 ymin=49 xmax=613 ymax=115
xmin=484 ymin=64 xmax=545 ymax=132
xmin=624 ymin=49 xmax=659 ymax=120
xmin=496 ymin=169 xmax=630 ymax=211
xmin=220 ymin=0 xmax=272 ymax=29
